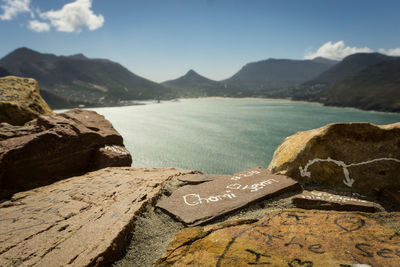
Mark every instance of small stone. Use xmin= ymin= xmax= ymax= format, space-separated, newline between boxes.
xmin=292 ymin=190 xmax=375 ymax=212
xmin=177 ymin=173 xmax=214 ymax=183
xmin=0 ymin=76 xmax=53 ymax=125
xmin=268 ymin=122 xmax=400 ymax=191
xmin=157 ymin=209 xmax=400 ymax=266
xmin=91 ymin=145 xmax=132 ymax=170
xmin=157 ymin=168 xmax=301 ymax=225
xmin=0 ymin=167 xmax=192 ymax=267
xmin=177 ymin=174 xmax=229 ymax=184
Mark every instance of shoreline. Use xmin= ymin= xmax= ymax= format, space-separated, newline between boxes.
xmin=54 ymin=96 xmax=400 ymax=116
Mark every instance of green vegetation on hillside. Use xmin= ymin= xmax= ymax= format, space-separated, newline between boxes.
xmin=0 ymin=48 xmax=174 ymax=108
xmin=319 ymin=59 xmax=400 ymax=112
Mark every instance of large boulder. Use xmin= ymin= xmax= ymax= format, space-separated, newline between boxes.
xmin=0 ymin=76 xmax=53 ymax=125
xmin=0 ymin=167 xmax=192 ymax=267
xmin=157 ymin=209 xmax=400 ymax=266
xmin=0 ymin=109 xmax=132 ymax=199
xmin=268 ymin=122 xmax=400 ymax=191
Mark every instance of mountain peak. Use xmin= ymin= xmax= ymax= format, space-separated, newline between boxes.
xmin=68 ymin=53 xmax=88 ymax=60
xmin=10 ymin=47 xmax=39 ymax=56
xmin=185 ymin=69 xmax=199 ymax=76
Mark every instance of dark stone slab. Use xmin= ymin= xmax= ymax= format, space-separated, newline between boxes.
xmin=157 ymin=168 xmax=302 ymax=225
xmin=292 ymin=190 xmax=376 ymax=212
xmin=177 ymin=173 xmax=230 ymax=184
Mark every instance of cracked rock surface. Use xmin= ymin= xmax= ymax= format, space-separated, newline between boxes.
xmin=157 ymin=209 xmax=400 ymax=266
xmin=0 ymin=167 xmax=192 ymax=267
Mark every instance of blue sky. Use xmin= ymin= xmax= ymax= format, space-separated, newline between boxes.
xmin=1 ymin=0 xmax=400 ymax=82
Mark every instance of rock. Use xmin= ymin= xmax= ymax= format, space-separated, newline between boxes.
xmin=91 ymin=145 xmax=132 ymax=170
xmin=177 ymin=173 xmax=229 ymax=184
xmin=0 ymin=109 xmax=132 ymax=199
xmin=292 ymin=190 xmax=376 ymax=212
xmin=0 ymin=122 xmax=39 ymax=140
xmin=157 ymin=168 xmax=301 ymax=225
xmin=268 ymin=122 xmax=400 ymax=191
xmin=157 ymin=209 xmax=400 ymax=266
xmin=0 ymin=76 xmax=53 ymax=125
xmin=0 ymin=167 xmax=192 ymax=267
xmin=382 ymin=189 xmax=400 ymax=206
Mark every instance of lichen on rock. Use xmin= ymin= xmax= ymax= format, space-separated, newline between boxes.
xmin=0 ymin=76 xmax=53 ymax=125
xmin=268 ymin=122 xmax=400 ymax=191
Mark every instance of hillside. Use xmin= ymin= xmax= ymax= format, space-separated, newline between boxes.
xmin=0 ymin=67 xmax=10 ymax=77
xmin=162 ymin=70 xmax=225 ymax=97
xmin=302 ymin=53 xmax=394 ymax=88
xmin=317 ymin=59 xmax=400 ymax=112
xmin=222 ymin=57 xmax=337 ymax=94
xmin=0 ymin=48 xmax=174 ymax=108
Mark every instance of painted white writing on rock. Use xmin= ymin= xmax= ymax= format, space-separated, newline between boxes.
xmin=182 ymin=179 xmax=279 ymax=206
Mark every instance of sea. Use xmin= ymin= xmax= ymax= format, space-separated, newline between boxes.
xmin=89 ymin=98 xmax=400 ymax=174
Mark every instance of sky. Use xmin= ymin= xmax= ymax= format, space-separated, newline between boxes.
xmin=0 ymin=0 xmax=400 ymax=82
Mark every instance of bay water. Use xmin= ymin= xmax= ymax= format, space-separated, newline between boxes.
xmin=91 ymin=98 xmax=400 ymax=174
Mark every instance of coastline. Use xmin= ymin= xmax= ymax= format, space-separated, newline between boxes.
xmin=55 ymin=96 xmax=400 ymax=116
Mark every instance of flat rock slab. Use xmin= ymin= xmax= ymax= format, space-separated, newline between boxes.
xmin=158 ymin=209 xmax=400 ymax=266
xmin=292 ymin=190 xmax=376 ymax=212
xmin=157 ymin=168 xmax=301 ymax=225
xmin=0 ymin=167 xmax=191 ymax=267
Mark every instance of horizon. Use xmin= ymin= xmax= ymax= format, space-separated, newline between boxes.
xmin=1 ymin=46 xmax=348 ymax=83
xmin=1 ymin=0 xmax=400 ymax=82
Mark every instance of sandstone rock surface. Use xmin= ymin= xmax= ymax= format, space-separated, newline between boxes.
xmin=0 ymin=76 xmax=53 ymax=125
xmin=292 ymin=190 xmax=375 ymax=212
xmin=0 ymin=167 xmax=191 ymax=267
xmin=157 ymin=168 xmax=301 ymax=225
xmin=158 ymin=209 xmax=400 ymax=266
xmin=268 ymin=122 xmax=400 ymax=191
xmin=0 ymin=109 xmax=132 ymax=199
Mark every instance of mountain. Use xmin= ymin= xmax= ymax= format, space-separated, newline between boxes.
xmin=0 ymin=47 xmax=174 ymax=108
xmin=0 ymin=67 xmax=10 ymax=77
xmin=302 ymin=53 xmax=394 ymax=89
xmin=162 ymin=70 xmax=225 ymax=97
xmin=222 ymin=57 xmax=338 ymax=94
xmin=316 ymin=59 xmax=400 ymax=112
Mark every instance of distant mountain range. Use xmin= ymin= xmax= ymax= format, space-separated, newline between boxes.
xmin=318 ymin=58 xmax=400 ymax=112
xmin=1 ymin=47 xmax=399 ymax=112
xmin=221 ymin=57 xmax=338 ymax=93
xmin=290 ymin=53 xmax=400 ymax=111
xmin=302 ymin=53 xmax=394 ymax=89
xmin=0 ymin=48 xmax=174 ymax=108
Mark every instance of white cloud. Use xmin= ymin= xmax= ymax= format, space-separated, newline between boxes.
xmin=40 ymin=0 xmax=104 ymax=33
xmin=28 ymin=19 xmax=49 ymax=32
xmin=304 ymin=41 xmax=373 ymax=60
xmin=378 ymin=47 xmax=400 ymax=57
xmin=0 ymin=0 xmax=32 ymax=20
